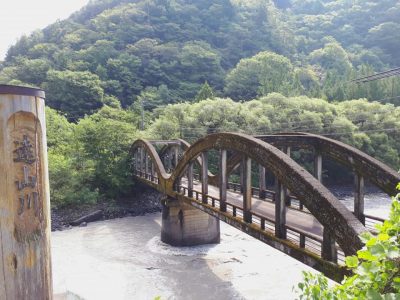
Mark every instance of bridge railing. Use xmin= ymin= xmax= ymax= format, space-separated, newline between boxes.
xmin=130 ymin=132 xmax=398 ymax=279
xmin=224 ymin=181 xmax=386 ymax=230
xmin=178 ymin=184 xmax=346 ymax=264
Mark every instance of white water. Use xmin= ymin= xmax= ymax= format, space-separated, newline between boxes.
xmin=52 ymin=213 xmax=323 ymax=300
xmin=52 ymin=188 xmax=393 ymax=300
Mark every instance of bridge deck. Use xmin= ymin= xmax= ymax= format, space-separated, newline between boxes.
xmin=131 ymin=132 xmax=398 ymax=280
xmin=184 ymin=179 xmax=324 ymax=240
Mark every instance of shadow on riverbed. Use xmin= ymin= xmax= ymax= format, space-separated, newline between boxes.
xmin=52 ymin=213 xmax=246 ymax=300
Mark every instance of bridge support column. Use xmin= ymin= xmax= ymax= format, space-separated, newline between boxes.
xmin=140 ymin=147 xmax=145 ymax=177
xmin=314 ymin=149 xmax=338 ymax=262
xmin=283 ymin=146 xmax=291 ymax=206
xmin=275 ymin=180 xmax=287 ymax=239
xmin=219 ymin=149 xmax=227 ymax=212
xmin=322 ymin=229 xmax=338 ymax=263
xmin=354 ymin=173 xmax=365 ymax=225
xmin=259 ymin=165 xmax=266 ymax=199
xmin=187 ymin=161 xmax=194 ymax=198
xmin=144 ymin=152 xmax=149 ymax=179
xmin=243 ymin=157 xmax=252 ymax=223
xmin=161 ymin=197 xmax=220 ymax=246
xmin=201 ymin=152 xmax=208 ymax=204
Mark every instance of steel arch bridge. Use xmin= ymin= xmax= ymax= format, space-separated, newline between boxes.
xmin=130 ymin=132 xmax=400 ymax=280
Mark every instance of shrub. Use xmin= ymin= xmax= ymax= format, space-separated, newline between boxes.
xmin=296 ymin=184 xmax=400 ymax=299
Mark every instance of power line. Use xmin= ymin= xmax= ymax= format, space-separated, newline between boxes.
xmin=182 ymin=127 xmax=399 ymax=140
xmin=350 ymin=67 xmax=400 ymax=83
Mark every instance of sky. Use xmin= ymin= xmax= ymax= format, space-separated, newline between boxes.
xmin=0 ymin=0 xmax=90 ymax=60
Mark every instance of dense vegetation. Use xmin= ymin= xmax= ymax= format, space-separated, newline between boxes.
xmin=1 ymin=0 xmax=399 ymax=206
xmin=1 ymin=0 xmax=400 ymax=120
xmin=46 ymin=94 xmax=400 ymax=206
xmin=297 ymin=185 xmax=400 ymax=299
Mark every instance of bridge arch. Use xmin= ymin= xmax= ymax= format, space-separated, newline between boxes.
xmin=166 ymin=132 xmax=366 ymax=256
xmin=130 ymin=139 xmax=169 ymax=188
xmin=255 ymin=133 xmax=400 ymax=196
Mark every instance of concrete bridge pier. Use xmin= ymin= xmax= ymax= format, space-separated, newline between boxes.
xmin=161 ymin=196 xmax=220 ymax=246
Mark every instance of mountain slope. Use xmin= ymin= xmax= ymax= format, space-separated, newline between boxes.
xmin=0 ymin=0 xmax=399 ymax=120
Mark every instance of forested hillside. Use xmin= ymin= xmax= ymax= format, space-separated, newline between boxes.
xmin=1 ymin=0 xmax=400 ymax=120
xmin=1 ymin=0 xmax=399 ymax=206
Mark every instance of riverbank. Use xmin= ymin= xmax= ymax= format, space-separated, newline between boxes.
xmin=51 ymin=184 xmax=162 ymax=231
xmin=51 ymin=183 xmax=392 ymax=231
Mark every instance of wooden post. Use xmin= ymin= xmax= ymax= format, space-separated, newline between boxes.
xmin=219 ymin=149 xmax=227 ymax=212
xmin=0 ymin=85 xmax=52 ymax=299
xmin=201 ymin=152 xmax=208 ymax=204
xmin=354 ymin=173 xmax=365 ymax=224
xmin=243 ymin=157 xmax=252 ymax=223
xmin=259 ymin=165 xmax=266 ymax=199
xmin=188 ymin=161 xmax=194 ymax=198
xmin=275 ymin=179 xmax=287 ymax=239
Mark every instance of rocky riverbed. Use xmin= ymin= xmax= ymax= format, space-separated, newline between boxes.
xmin=51 ymin=185 xmax=162 ymax=231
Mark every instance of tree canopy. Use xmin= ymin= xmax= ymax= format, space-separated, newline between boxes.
xmin=1 ymin=0 xmax=399 ymax=119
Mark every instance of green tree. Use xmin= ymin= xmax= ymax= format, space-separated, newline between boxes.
xmin=46 ymin=108 xmax=98 ymax=207
xmin=74 ymin=106 xmax=139 ymax=198
xmin=43 ymin=70 xmax=105 ymax=120
xmin=195 ymin=82 xmax=215 ymax=101
xmin=225 ymin=51 xmax=295 ymax=100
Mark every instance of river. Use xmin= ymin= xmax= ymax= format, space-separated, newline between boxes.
xmin=52 ymin=191 xmax=392 ymax=300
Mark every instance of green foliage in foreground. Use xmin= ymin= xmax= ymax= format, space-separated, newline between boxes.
xmin=296 ymin=185 xmax=400 ymax=299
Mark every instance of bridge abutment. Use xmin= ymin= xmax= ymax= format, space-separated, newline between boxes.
xmin=161 ymin=196 xmax=220 ymax=246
